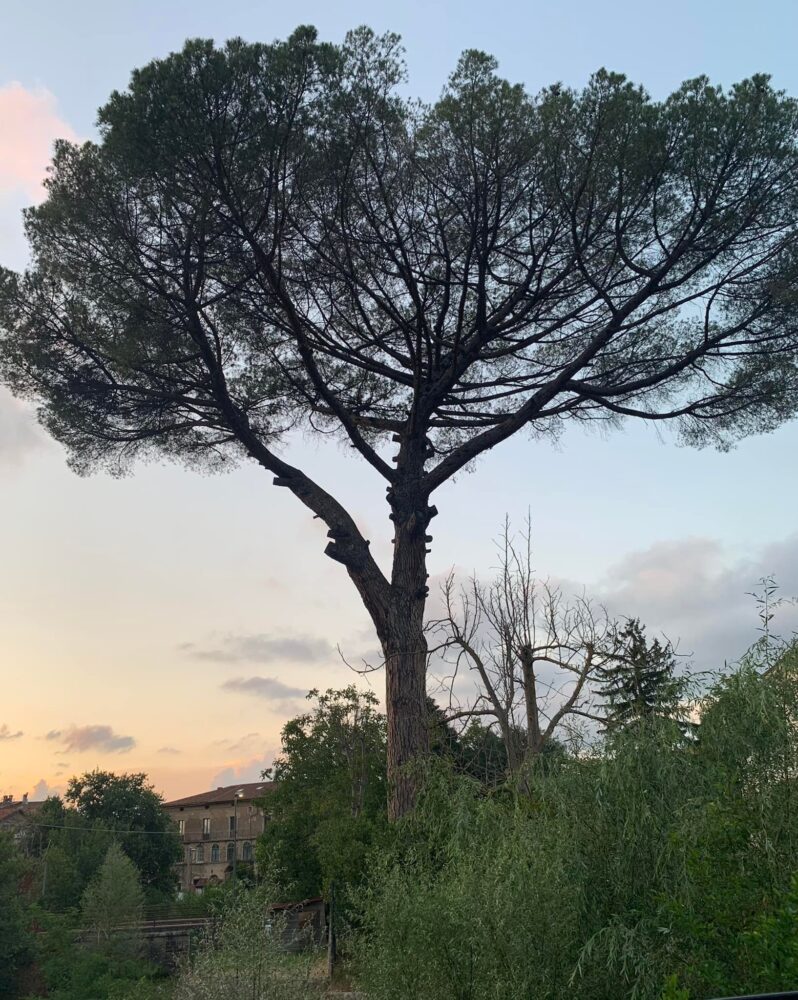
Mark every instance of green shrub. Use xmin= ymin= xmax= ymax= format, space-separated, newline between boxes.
xmin=357 ymin=654 xmax=798 ymax=999
xmin=171 ymin=887 xmax=320 ymax=1000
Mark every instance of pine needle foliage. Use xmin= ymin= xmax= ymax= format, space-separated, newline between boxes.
xmin=595 ymin=618 xmax=688 ymax=734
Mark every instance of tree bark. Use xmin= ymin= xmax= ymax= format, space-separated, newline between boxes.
xmin=379 ymin=439 xmax=434 ymax=819
xmin=520 ymin=644 xmax=542 ymax=758
xmin=382 ymin=629 xmax=429 ymax=821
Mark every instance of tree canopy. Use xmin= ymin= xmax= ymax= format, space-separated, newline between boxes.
xmin=258 ymin=687 xmax=387 ymax=900
xmin=64 ymin=771 xmax=180 ymax=895
xmin=2 ymin=26 xmax=798 ymax=816
xmin=81 ymin=843 xmax=144 ymax=951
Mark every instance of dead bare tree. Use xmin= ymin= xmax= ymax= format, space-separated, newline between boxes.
xmin=429 ymin=520 xmax=619 ymax=775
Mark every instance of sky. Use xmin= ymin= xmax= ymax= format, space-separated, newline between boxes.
xmin=2 ymin=0 xmax=798 ymax=802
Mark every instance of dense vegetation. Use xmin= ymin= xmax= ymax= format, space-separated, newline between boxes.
xmin=257 ymin=687 xmax=388 ymax=903
xmin=5 ymin=628 xmax=798 ymax=999
xmin=0 ymin=772 xmax=179 ymax=999
xmin=356 ymin=646 xmax=798 ymax=999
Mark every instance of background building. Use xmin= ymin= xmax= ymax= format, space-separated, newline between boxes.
xmin=0 ymin=794 xmax=42 ymax=840
xmin=164 ymin=782 xmax=273 ymax=893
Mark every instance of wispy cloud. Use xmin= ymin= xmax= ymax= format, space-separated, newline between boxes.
xmin=213 ymin=732 xmax=265 ymax=754
xmin=211 ymin=752 xmax=278 ymax=790
xmin=45 ymin=724 xmax=135 ymax=754
xmin=180 ymin=632 xmax=333 ymax=665
xmin=157 ymin=746 xmax=181 ymax=756
xmin=0 ymin=82 xmax=78 ymax=201
xmin=220 ymin=676 xmax=306 ymax=701
xmin=0 ymin=723 xmax=23 ymax=741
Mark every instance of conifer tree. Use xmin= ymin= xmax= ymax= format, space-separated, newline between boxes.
xmin=596 ymin=619 xmax=685 ymax=733
xmin=80 ymin=843 xmax=144 ymax=953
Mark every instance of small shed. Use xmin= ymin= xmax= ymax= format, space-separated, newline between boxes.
xmin=267 ymin=897 xmax=326 ymax=951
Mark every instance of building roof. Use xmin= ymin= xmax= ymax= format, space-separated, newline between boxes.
xmin=164 ymin=782 xmax=275 ymax=809
xmin=0 ymin=804 xmax=23 ymax=824
xmin=0 ymin=800 xmax=43 ymax=825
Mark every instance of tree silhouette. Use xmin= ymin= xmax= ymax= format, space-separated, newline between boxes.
xmin=595 ymin=618 xmax=686 ymax=733
xmin=2 ymin=28 xmax=798 ymax=816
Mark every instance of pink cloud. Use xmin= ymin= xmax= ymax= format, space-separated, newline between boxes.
xmin=0 ymin=82 xmax=78 ymax=202
xmin=211 ymin=751 xmax=278 ymax=789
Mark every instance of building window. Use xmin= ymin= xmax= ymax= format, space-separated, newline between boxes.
xmin=242 ymin=841 xmax=252 ymax=862
xmin=178 ymin=819 xmax=185 ymax=837
xmin=194 ymin=845 xmax=204 ymax=864
xmin=226 ymin=842 xmax=235 ymax=863
xmin=202 ymin=817 xmax=210 ymax=839
xmin=228 ymin=815 xmax=236 ymax=835
xmin=211 ymin=843 xmax=220 ymax=863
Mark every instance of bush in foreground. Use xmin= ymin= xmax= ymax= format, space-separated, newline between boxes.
xmin=357 ymin=652 xmax=798 ymax=999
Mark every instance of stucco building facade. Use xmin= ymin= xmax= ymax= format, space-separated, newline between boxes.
xmin=164 ymin=782 xmax=273 ymax=893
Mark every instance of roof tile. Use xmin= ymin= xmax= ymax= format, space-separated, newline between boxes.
xmin=164 ymin=782 xmax=275 ymax=808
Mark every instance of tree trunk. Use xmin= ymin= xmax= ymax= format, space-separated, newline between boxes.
xmin=383 ymin=630 xmax=429 ymax=820
xmin=379 ymin=442 xmax=434 ymax=820
xmin=269 ymin=431 xmax=434 ymax=820
xmin=520 ymin=643 xmax=543 ymax=757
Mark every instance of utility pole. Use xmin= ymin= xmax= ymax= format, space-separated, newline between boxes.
xmin=42 ymin=842 xmax=49 ymax=900
xmin=233 ymin=788 xmax=243 ymax=887
xmin=327 ymin=881 xmax=336 ymax=979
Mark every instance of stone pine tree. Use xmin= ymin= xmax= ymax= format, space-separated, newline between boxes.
xmin=595 ymin=618 xmax=685 ymax=733
xmin=2 ymin=28 xmax=798 ymax=818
